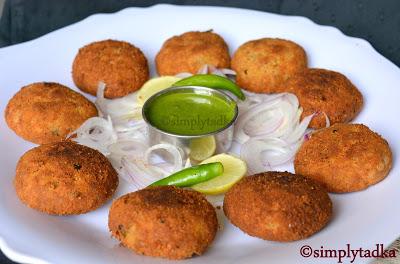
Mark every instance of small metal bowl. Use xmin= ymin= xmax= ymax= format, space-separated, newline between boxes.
xmin=142 ymin=86 xmax=238 ymax=161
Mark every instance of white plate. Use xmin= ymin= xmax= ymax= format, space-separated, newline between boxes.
xmin=0 ymin=4 xmax=399 ymax=264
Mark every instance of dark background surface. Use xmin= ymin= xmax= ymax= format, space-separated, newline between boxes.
xmin=1 ymin=0 xmax=400 ymax=66
xmin=0 ymin=0 xmax=399 ymax=263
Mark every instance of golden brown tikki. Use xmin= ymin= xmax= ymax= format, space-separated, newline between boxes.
xmin=72 ymin=39 xmax=149 ymax=98
xmin=14 ymin=141 xmax=118 ymax=215
xmin=285 ymin=68 xmax=363 ymax=128
xmin=231 ymin=38 xmax=307 ymax=93
xmin=5 ymin=82 xmax=97 ymax=144
xmin=294 ymin=123 xmax=392 ymax=193
xmin=224 ymin=171 xmax=332 ymax=241
xmin=108 ymin=186 xmax=218 ymax=260
xmin=155 ymin=31 xmax=230 ymax=75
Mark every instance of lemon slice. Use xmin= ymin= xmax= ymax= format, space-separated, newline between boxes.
xmin=189 ymin=136 xmax=216 ymax=162
xmin=136 ymin=76 xmax=181 ymax=105
xmin=191 ymin=153 xmax=247 ymax=195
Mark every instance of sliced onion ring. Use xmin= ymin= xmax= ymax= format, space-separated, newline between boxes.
xmin=144 ymin=143 xmax=183 ymax=173
xmin=175 ymin=72 xmax=193 ymax=78
xmin=237 ymin=92 xmax=317 ymax=173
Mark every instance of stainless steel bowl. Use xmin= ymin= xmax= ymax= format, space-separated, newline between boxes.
xmin=142 ymin=86 xmax=238 ymax=161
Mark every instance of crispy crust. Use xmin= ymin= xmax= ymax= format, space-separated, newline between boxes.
xmin=155 ymin=31 xmax=230 ymax=75
xmin=231 ymin=38 xmax=307 ymax=93
xmin=72 ymin=39 xmax=149 ymax=98
xmin=14 ymin=141 xmax=118 ymax=215
xmin=284 ymin=68 xmax=363 ymax=128
xmin=294 ymin=123 xmax=392 ymax=193
xmin=5 ymin=82 xmax=98 ymax=144
xmin=223 ymin=171 xmax=332 ymax=242
xmin=108 ymin=186 xmax=218 ymax=260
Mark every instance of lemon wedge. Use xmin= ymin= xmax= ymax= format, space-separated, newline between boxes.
xmin=189 ymin=136 xmax=216 ymax=162
xmin=136 ymin=76 xmax=181 ymax=105
xmin=191 ymin=153 xmax=247 ymax=195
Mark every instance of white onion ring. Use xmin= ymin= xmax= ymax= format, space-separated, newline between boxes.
xmin=184 ymin=158 xmax=192 ymax=168
xmin=108 ymin=140 xmax=148 ymax=158
xmin=175 ymin=72 xmax=193 ymax=78
xmin=69 ymin=116 xmax=117 ymax=155
xmin=95 ymin=81 xmax=107 ymax=115
xmin=284 ymin=113 xmax=314 ymax=144
xmin=241 ymin=138 xmax=299 ymax=174
xmin=208 ymin=65 xmax=225 ymax=77
xmin=220 ymin=68 xmax=236 ymax=76
xmin=322 ymin=112 xmax=331 ymax=127
xmin=175 ymin=65 xmax=236 ymax=79
xmin=240 ymin=139 xmax=271 ymax=174
xmin=197 ymin=64 xmax=209 ymax=74
xmin=120 ymin=157 xmax=164 ymax=189
xmin=234 ymin=96 xmax=284 ymax=143
xmin=237 ymin=91 xmax=316 ymax=173
xmin=114 ymin=119 xmax=148 ymax=142
xmin=144 ymin=143 xmax=184 ymax=173
xmin=95 ymin=82 xmax=141 ymax=122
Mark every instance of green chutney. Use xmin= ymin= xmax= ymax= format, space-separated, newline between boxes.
xmin=145 ymin=91 xmax=236 ymax=136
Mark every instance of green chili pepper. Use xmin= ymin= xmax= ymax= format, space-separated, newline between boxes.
xmin=173 ymin=74 xmax=245 ymax=100
xmin=149 ymin=162 xmax=224 ymax=187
